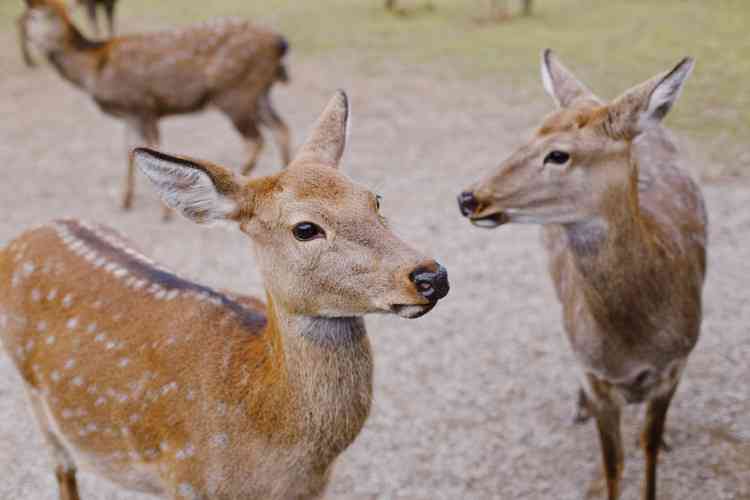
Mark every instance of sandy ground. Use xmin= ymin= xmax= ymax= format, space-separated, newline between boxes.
xmin=0 ymin=35 xmax=749 ymax=500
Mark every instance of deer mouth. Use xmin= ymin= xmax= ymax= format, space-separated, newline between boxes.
xmin=391 ymin=303 xmax=435 ymax=319
xmin=469 ymin=211 xmax=509 ymax=229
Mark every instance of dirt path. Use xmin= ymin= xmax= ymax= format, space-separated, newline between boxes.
xmin=0 ymin=40 xmax=748 ymax=499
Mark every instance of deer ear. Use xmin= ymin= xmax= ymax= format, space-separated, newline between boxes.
xmin=133 ymin=148 xmax=243 ymax=225
xmin=293 ymin=90 xmax=349 ymax=169
xmin=541 ymin=49 xmax=599 ymax=108
xmin=606 ymin=57 xmax=694 ymax=139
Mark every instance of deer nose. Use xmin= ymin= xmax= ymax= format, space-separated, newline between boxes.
xmin=457 ymin=191 xmax=479 ymax=217
xmin=409 ymin=263 xmax=450 ymax=302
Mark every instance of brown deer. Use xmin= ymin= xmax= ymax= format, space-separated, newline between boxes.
xmin=76 ymin=0 xmax=119 ymax=37
xmin=458 ymin=50 xmax=706 ymax=499
xmin=18 ymin=0 xmax=292 ymax=218
xmin=0 ymin=91 xmax=450 ymax=499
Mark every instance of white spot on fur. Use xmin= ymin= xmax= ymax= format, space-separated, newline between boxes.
xmin=209 ymin=433 xmax=229 ymax=449
xmin=71 ymin=376 xmax=84 ymax=387
xmin=178 ymin=483 xmax=197 ymax=499
xmin=66 ymin=317 xmax=79 ymax=330
xmin=64 ymin=359 xmax=76 ymax=370
xmin=62 ymin=294 xmax=74 ymax=308
xmin=37 ymin=320 xmax=48 ymax=332
xmin=118 ymin=358 xmax=130 ymax=368
xmin=50 ymin=371 xmax=61 ymax=382
xmin=175 ymin=443 xmax=195 ymax=460
xmin=22 ymin=261 xmax=35 ymax=276
xmin=46 ymin=336 xmax=55 ymax=345
xmin=47 ymin=288 xmax=58 ymax=301
xmin=31 ymin=288 xmax=42 ymax=302
xmin=94 ymin=397 xmax=106 ymax=407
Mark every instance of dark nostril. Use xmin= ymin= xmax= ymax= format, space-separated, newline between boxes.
xmin=409 ymin=264 xmax=450 ymax=302
xmin=457 ymin=191 xmax=479 ymax=217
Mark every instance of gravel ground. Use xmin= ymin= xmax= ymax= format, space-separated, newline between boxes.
xmin=0 ymin=34 xmax=749 ymax=500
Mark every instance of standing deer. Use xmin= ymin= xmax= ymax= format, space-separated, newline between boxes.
xmin=76 ymin=0 xmax=119 ymax=37
xmin=0 ymin=91 xmax=450 ymax=499
xmin=458 ymin=50 xmax=706 ymax=499
xmin=19 ymin=0 xmax=292 ymax=218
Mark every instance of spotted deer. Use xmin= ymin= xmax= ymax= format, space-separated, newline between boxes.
xmin=458 ymin=51 xmax=707 ymax=499
xmin=0 ymin=91 xmax=450 ymax=499
xmin=76 ymin=0 xmax=119 ymax=37
xmin=19 ymin=0 xmax=291 ymax=218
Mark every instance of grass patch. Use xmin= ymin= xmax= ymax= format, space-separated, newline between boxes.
xmin=3 ymin=0 xmax=748 ymax=177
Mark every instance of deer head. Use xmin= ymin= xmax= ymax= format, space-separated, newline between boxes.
xmin=135 ymin=91 xmax=449 ymax=320
xmin=20 ymin=0 xmax=75 ymax=56
xmin=458 ymin=49 xmax=694 ymax=228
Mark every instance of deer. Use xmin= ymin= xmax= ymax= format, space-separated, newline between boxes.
xmin=0 ymin=90 xmax=450 ymax=499
xmin=457 ymin=50 xmax=707 ymax=500
xmin=18 ymin=0 xmax=292 ymax=219
xmin=76 ymin=0 xmax=119 ymax=38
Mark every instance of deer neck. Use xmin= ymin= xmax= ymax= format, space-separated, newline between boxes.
xmin=47 ymin=25 xmax=106 ymax=90
xmin=562 ymin=152 xmax=663 ymax=332
xmin=262 ymin=295 xmax=373 ymax=459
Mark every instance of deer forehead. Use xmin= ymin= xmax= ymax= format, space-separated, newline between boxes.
xmin=260 ymin=167 xmax=374 ymax=215
xmin=537 ymin=103 xmax=608 ymax=137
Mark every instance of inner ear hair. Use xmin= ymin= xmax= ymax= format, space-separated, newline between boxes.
xmin=133 ymin=147 xmax=243 ymax=225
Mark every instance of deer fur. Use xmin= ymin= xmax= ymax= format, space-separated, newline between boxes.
xmin=0 ymin=91 xmax=449 ymax=499
xmin=19 ymin=0 xmax=292 ymax=218
xmin=459 ymin=50 xmax=707 ymax=499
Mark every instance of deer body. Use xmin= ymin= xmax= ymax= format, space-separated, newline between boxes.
xmin=0 ymin=220 xmax=371 ymax=498
xmin=1 ymin=92 xmax=449 ymax=499
xmin=459 ymin=52 xmax=706 ymax=499
xmin=20 ymin=0 xmax=292 ymax=215
xmin=543 ymin=125 xmax=706 ymax=402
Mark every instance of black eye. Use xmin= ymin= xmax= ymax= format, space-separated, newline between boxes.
xmin=292 ymin=222 xmax=325 ymax=241
xmin=375 ymin=195 xmax=382 ymax=210
xmin=544 ymin=150 xmax=570 ymax=165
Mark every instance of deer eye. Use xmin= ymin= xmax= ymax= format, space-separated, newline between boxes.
xmin=375 ymin=195 xmax=382 ymax=211
xmin=292 ymin=222 xmax=325 ymax=241
xmin=544 ymin=150 xmax=570 ymax=165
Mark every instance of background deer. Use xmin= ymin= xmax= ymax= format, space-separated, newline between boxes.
xmin=457 ymin=51 xmax=707 ymax=499
xmin=76 ymin=0 xmax=119 ymax=37
xmin=19 ymin=0 xmax=291 ymax=218
xmin=0 ymin=91 xmax=449 ymax=499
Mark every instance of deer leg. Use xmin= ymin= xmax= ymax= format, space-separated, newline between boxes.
xmin=85 ymin=0 xmax=100 ymax=38
xmin=104 ymin=0 xmax=116 ymax=36
xmin=573 ymin=386 xmax=593 ymax=424
xmin=640 ymin=386 xmax=677 ymax=500
xmin=24 ymin=387 xmax=81 ymax=500
xmin=229 ymin=115 xmax=264 ymax=176
xmin=593 ymin=404 xmax=623 ymax=500
xmin=258 ymin=93 xmax=291 ymax=168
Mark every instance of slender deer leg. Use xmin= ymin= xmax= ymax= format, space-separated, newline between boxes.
xmin=258 ymin=93 xmax=291 ymax=168
xmin=640 ymin=386 xmax=678 ymax=500
xmin=594 ymin=404 xmax=623 ymax=500
xmin=85 ymin=0 xmax=100 ymax=38
xmin=573 ymin=386 xmax=593 ymax=424
xmin=105 ymin=0 xmax=116 ymax=36
xmin=24 ymin=388 xmax=81 ymax=500
xmin=123 ymin=118 xmax=162 ymax=215
xmin=231 ymin=117 xmax=264 ymax=176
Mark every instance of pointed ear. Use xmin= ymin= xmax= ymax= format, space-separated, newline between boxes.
xmin=541 ymin=49 xmax=599 ymax=108
xmin=293 ymin=90 xmax=349 ymax=168
xmin=606 ymin=57 xmax=694 ymax=140
xmin=133 ymin=148 xmax=245 ymax=225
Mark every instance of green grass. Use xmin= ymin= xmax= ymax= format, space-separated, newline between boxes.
xmin=3 ymin=0 xmax=748 ymax=177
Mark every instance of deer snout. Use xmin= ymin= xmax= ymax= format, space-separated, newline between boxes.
xmin=409 ymin=262 xmax=449 ymax=303
xmin=457 ymin=191 xmax=479 ymax=217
